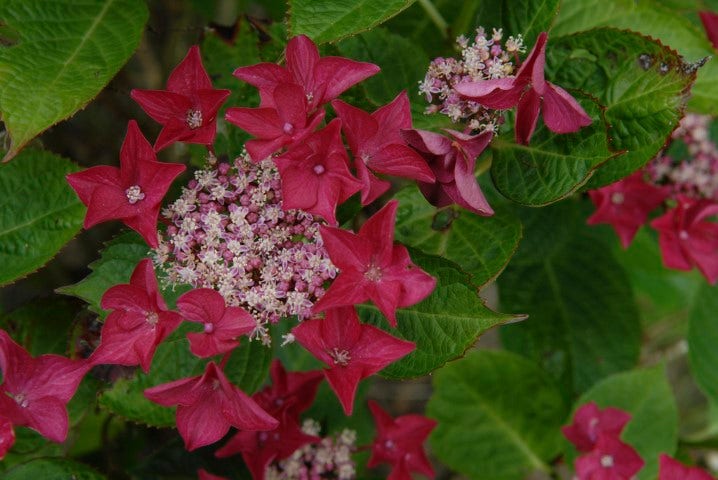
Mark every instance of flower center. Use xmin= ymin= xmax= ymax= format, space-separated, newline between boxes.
xmin=313 ymin=164 xmax=325 ymax=175
xmin=204 ymin=322 xmax=215 ymax=333
xmin=610 ymin=192 xmax=625 ymax=205
xmin=186 ymin=109 xmax=203 ymax=129
xmin=679 ymin=230 xmax=690 ymax=240
xmin=125 ymin=185 xmax=146 ymax=204
xmin=361 ymin=152 xmax=372 ymax=165
xmin=13 ymin=392 xmax=29 ymax=408
xmin=145 ymin=311 xmax=159 ymax=326
xmin=329 ymin=347 xmax=351 ymax=366
xmin=364 ymin=263 xmax=383 ymax=282
xmin=600 ymin=455 xmax=614 ymax=468
xmin=283 ymin=122 xmax=295 ymax=134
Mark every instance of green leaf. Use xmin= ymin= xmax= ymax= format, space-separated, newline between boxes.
xmin=427 ymin=350 xmax=568 ymax=480
xmin=57 ymin=231 xmax=150 ymax=316
xmin=0 ymin=298 xmax=77 ymax=355
xmin=688 ymin=284 xmax=718 ymax=406
xmin=573 ymin=366 xmax=678 ymax=480
xmin=288 ymin=0 xmax=415 ymax=44
xmin=546 ymin=28 xmax=696 ymax=188
xmin=0 ymin=148 xmax=84 ymax=285
xmin=4 ymin=458 xmax=106 ymax=480
xmin=552 ymin=0 xmax=718 ymax=115
xmin=0 ymin=0 xmax=148 ymax=161
xmin=468 ymin=0 xmax=561 ymax=47
xmin=357 ymin=251 xmax=519 ymax=379
xmin=336 ymin=27 xmax=429 ymax=107
xmin=393 ymin=185 xmax=522 ymax=287
xmin=499 ymin=200 xmax=641 ymax=397
xmin=490 ymin=94 xmax=615 ymax=206
xmin=99 ymin=326 xmax=272 ymax=427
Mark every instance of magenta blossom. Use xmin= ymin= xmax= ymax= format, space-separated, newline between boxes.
xmin=233 ymin=34 xmax=379 ymax=112
xmin=588 ymin=171 xmax=670 ymax=248
xmin=176 ymin=288 xmax=256 ymax=358
xmin=198 ymin=470 xmax=228 ymax=480
xmin=90 ymin=259 xmax=183 ymax=373
xmin=0 ymin=416 xmax=13 ymax=459
xmin=367 ymin=400 xmax=437 ymax=480
xmin=562 ymin=402 xmax=632 ymax=453
xmin=659 ymin=454 xmax=714 ymax=480
xmin=253 ymin=360 xmax=324 ymax=418
xmin=700 ymin=11 xmax=718 ymax=51
xmin=332 ymin=92 xmax=435 ymax=205
xmin=455 ymin=32 xmax=592 ymax=144
xmin=225 ymin=83 xmax=324 ymax=162
xmin=312 ymin=200 xmax=436 ymax=327
xmin=292 ymin=306 xmax=415 ymax=415
xmin=145 ymin=362 xmax=278 ymax=451
xmin=215 ymin=409 xmax=319 ymax=480
xmin=402 ymin=128 xmax=494 ymax=216
xmin=0 ymin=330 xmax=90 ymax=443
xmin=650 ymin=196 xmax=718 ymax=283
xmin=274 ymin=119 xmax=362 ymax=225
xmin=131 ymin=46 xmax=231 ymax=151
xmin=66 ymin=120 xmax=186 ymax=248
xmin=575 ymin=434 xmax=644 ymax=480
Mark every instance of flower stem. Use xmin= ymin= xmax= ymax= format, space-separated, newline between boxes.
xmin=418 ymin=0 xmax=448 ymax=39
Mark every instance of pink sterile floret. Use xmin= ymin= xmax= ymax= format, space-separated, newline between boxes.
xmin=575 ymin=434 xmax=644 ymax=480
xmin=455 ymin=31 xmax=592 ymax=145
xmin=367 ymin=400 xmax=437 ymax=480
xmin=650 ymin=195 xmax=718 ymax=284
xmin=0 ymin=330 xmax=90 ymax=443
xmin=90 ymin=259 xmax=183 ymax=373
xmin=332 ymin=92 xmax=435 ymax=205
xmin=0 ymin=415 xmax=14 ymax=460
xmin=699 ymin=11 xmax=718 ymax=51
xmin=177 ymin=287 xmax=256 ymax=358
xmin=274 ymin=119 xmax=362 ymax=225
xmin=253 ymin=359 xmax=324 ymax=418
xmin=587 ymin=171 xmax=670 ymax=248
xmin=312 ymin=200 xmax=436 ymax=327
xmin=658 ymin=454 xmax=714 ymax=480
xmin=292 ymin=306 xmax=415 ymax=415
xmin=402 ymin=127 xmax=494 ymax=216
xmin=155 ymin=154 xmax=338 ymax=343
xmin=233 ymin=34 xmax=379 ymax=113
xmin=225 ymin=83 xmax=325 ymax=162
xmin=145 ymin=361 xmax=278 ymax=451
xmin=131 ymin=45 xmax=230 ymax=151
xmin=562 ymin=401 xmax=632 ymax=453
xmin=66 ymin=120 xmax=186 ymax=248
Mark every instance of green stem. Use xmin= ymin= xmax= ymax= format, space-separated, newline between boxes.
xmin=417 ymin=0 xmax=448 ymax=39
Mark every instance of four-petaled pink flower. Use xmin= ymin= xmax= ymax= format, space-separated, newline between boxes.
xmin=90 ymin=259 xmax=183 ymax=373
xmin=659 ymin=454 xmax=714 ymax=480
xmin=233 ymin=34 xmax=380 ymax=112
xmin=176 ymin=288 xmax=256 ymax=358
xmin=332 ymin=92 xmax=436 ymax=205
xmin=367 ymin=400 xmax=437 ymax=480
xmin=562 ymin=402 xmax=632 ymax=453
xmin=0 ymin=415 xmax=13 ymax=460
xmin=402 ymin=128 xmax=494 ymax=216
xmin=66 ymin=120 xmax=186 ymax=248
xmin=274 ymin=119 xmax=362 ymax=225
xmin=253 ymin=360 xmax=324 ymax=418
xmin=292 ymin=306 xmax=415 ymax=415
xmin=700 ymin=11 xmax=718 ymax=51
xmin=650 ymin=196 xmax=718 ymax=284
xmin=131 ymin=45 xmax=231 ymax=151
xmin=0 ymin=330 xmax=90 ymax=443
xmin=225 ymin=83 xmax=324 ymax=162
xmin=575 ymin=434 xmax=644 ymax=480
xmin=455 ymin=32 xmax=592 ymax=145
xmin=144 ymin=361 xmax=278 ymax=451
xmin=215 ymin=409 xmax=319 ymax=480
xmin=587 ymin=171 xmax=670 ymax=248
xmin=312 ymin=200 xmax=436 ymax=327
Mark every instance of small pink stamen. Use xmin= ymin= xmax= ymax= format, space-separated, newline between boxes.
xmin=313 ymin=164 xmax=325 ymax=175
xmin=283 ymin=122 xmax=295 ymax=134
xmin=204 ymin=322 xmax=215 ymax=333
xmin=186 ymin=109 xmax=203 ymax=129
xmin=364 ymin=264 xmax=383 ymax=282
xmin=679 ymin=230 xmax=690 ymax=240
xmin=145 ymin=311 xmax=159 ymax=326
xmin=329 ymin=347 xmax=351 ymax=366
xmin=125 ymin=185 xmax=145 ymax=204
xmin=600 ymin=455 xmax=614 ymax=468
xmin=611 ymin=192 xmax=624 ymax=205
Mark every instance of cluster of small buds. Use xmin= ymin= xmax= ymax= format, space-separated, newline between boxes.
xmin=418 ymin=27 xmax=525 ymax=131
xmin=155 ymin=152 xmax=338 ymax=343
xmin=266 ymin=420 xmax=357 ymax=480
xmin=648 ymin=114 xmax=718 ymax=200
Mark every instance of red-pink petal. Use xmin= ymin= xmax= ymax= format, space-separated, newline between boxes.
xmin=542 ymin=83 xmax=592 ymax=134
